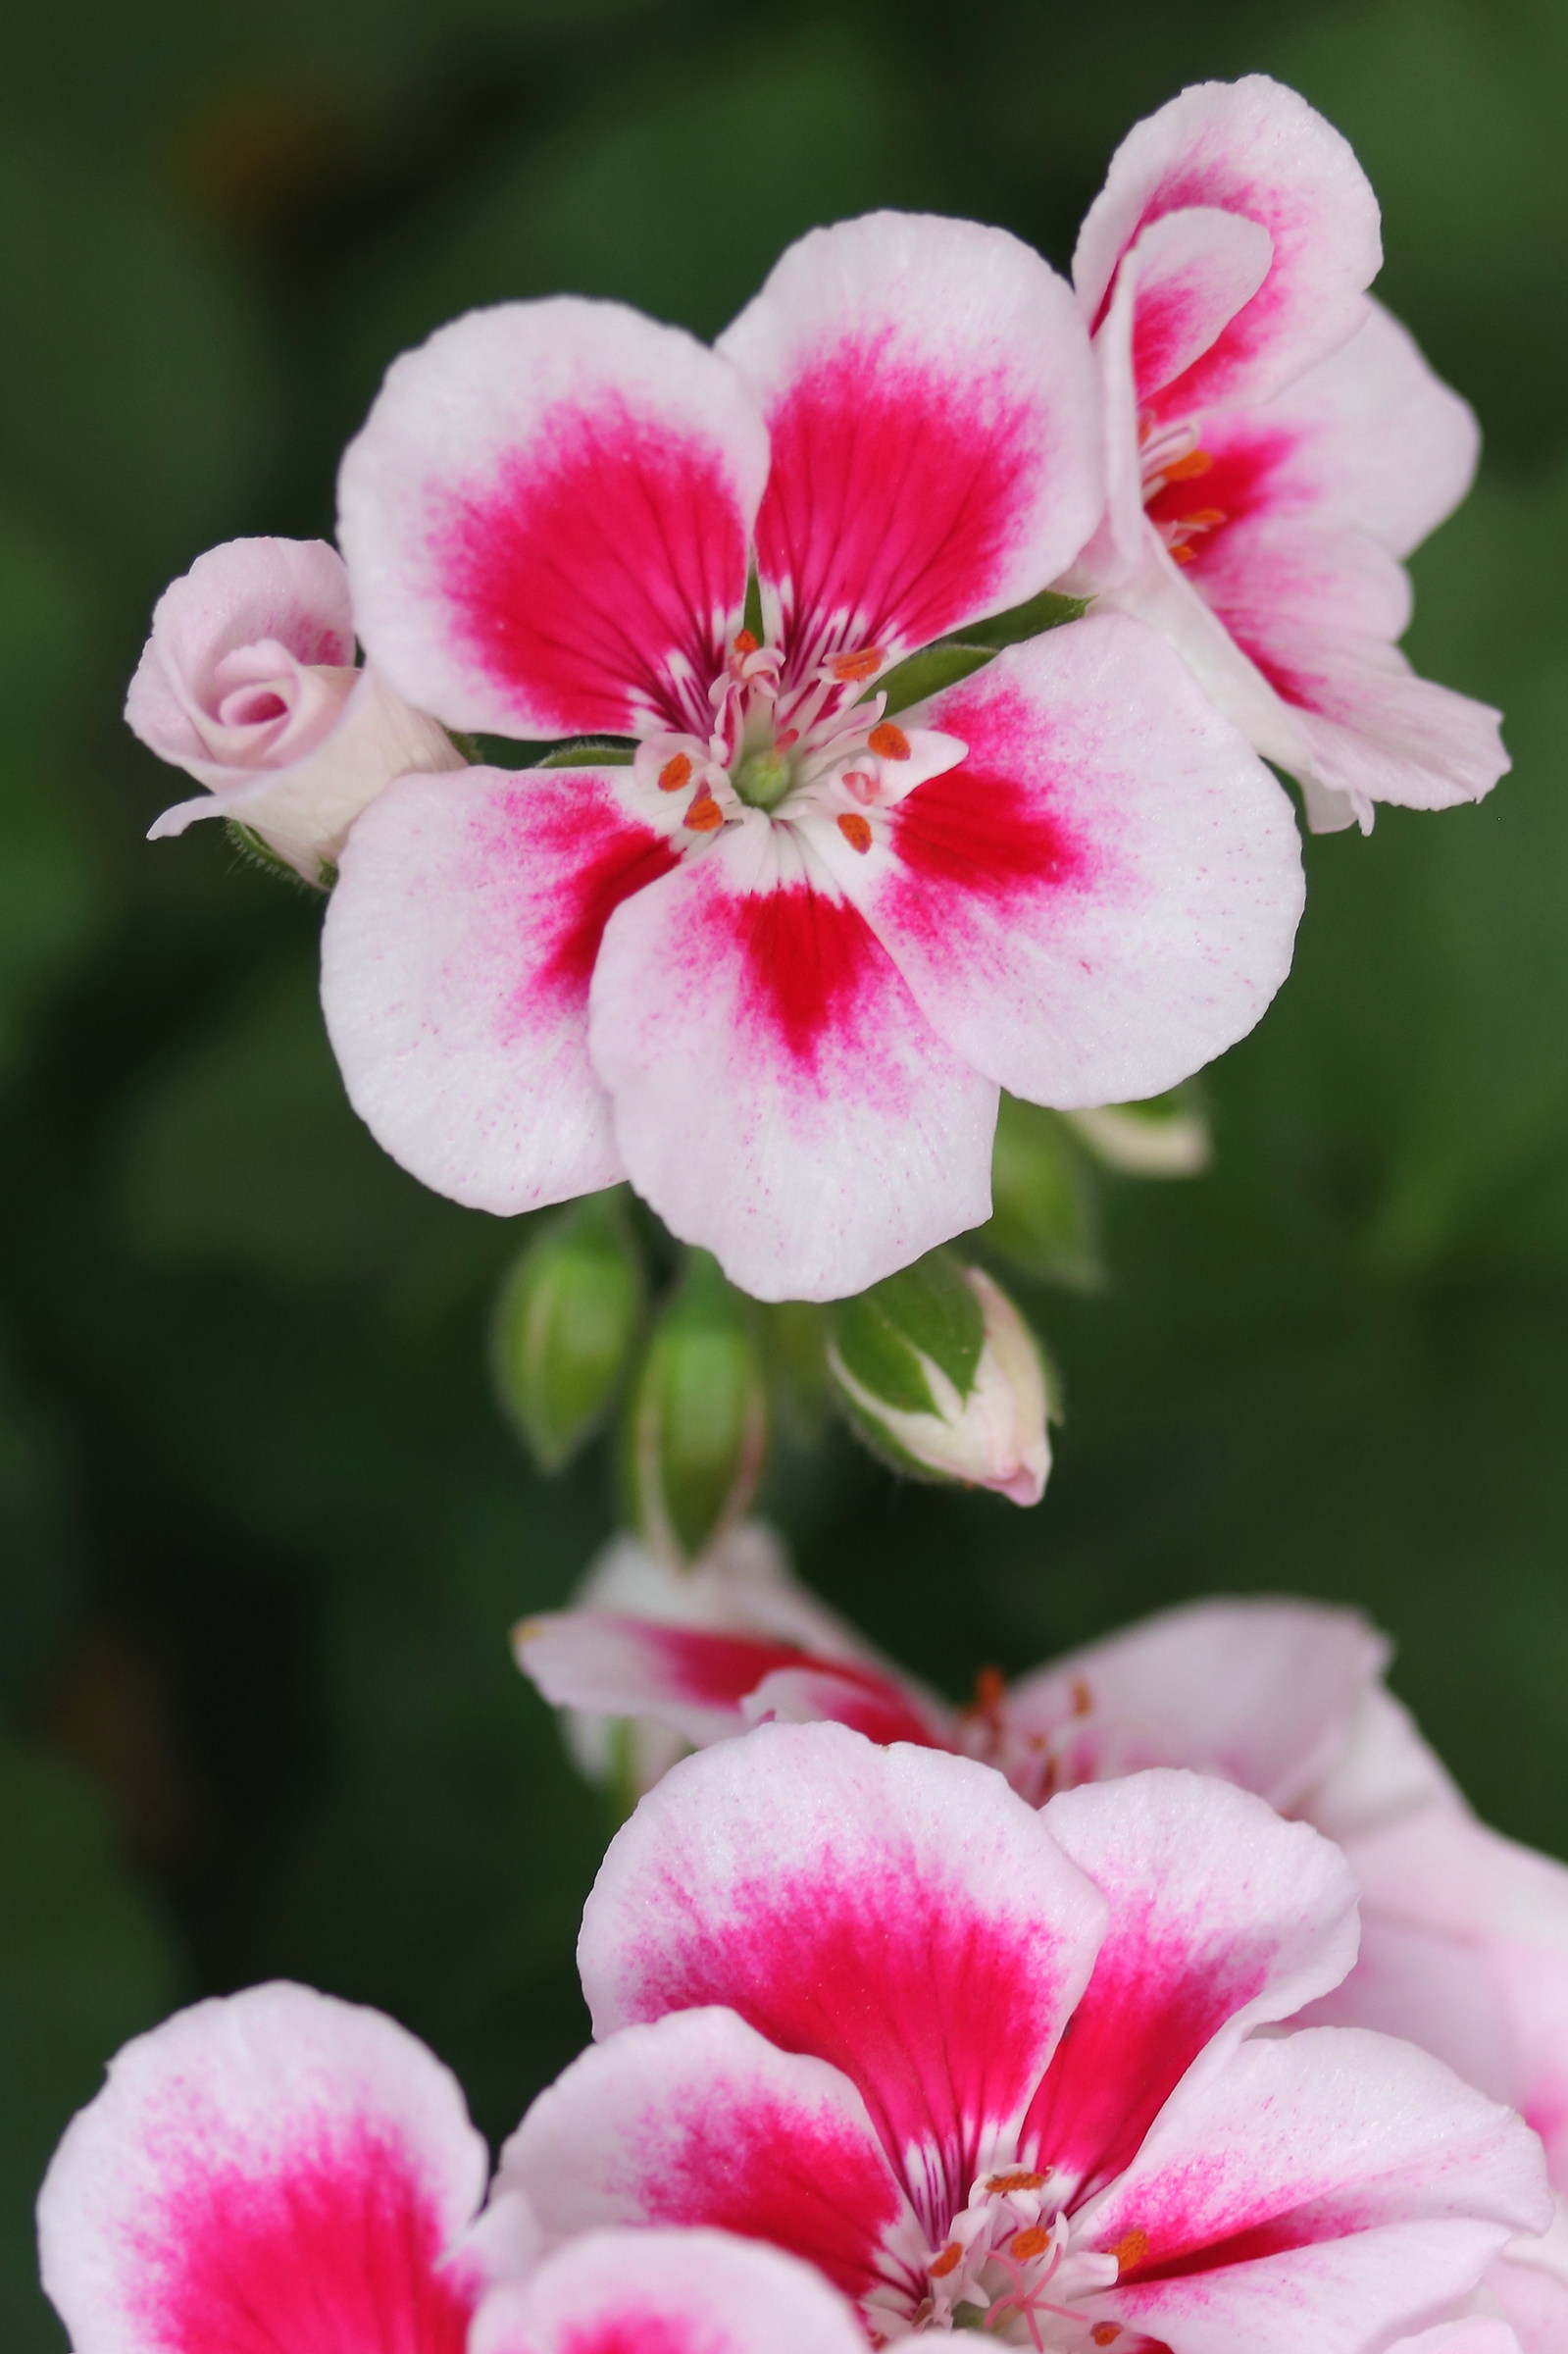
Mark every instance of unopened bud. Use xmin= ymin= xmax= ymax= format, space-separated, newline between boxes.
xmin=1065 ymin=1088 xmax=1211 ymax=1178
xmin=828 ymin=1251 xmax=1051 ymax=1506
xmin=621 ymin=1252 xmax=769 ymax=1565
xmin=490 ymin=1191 xmax=643 ymax=1471
xmin=986 ymin=1095 xmax=1102 ymax=1287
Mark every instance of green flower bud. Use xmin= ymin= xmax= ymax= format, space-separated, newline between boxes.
xmin=986 ymin=1095 xmax=1103 ymax=1288
xmin=1065 ymin=1087 xmax=1211 ymax=1178
xmin=490 ymin=1190 xmax=644 ymax=1471
xmin=621 ymin=1252 xmax=769 ymax=1565
xmin=828 ymin=1250 xmax=1051 ymax=1505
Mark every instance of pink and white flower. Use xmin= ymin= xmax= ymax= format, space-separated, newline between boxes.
xmin=325 ymin=211 xmax=1304 ymax=1302
xmin=1066 ymin=75 xmax=1505 ymax=834
xmin=127 ymin=537 xmax=462 ymax=883
xmin=517 ymin=1575 xmax=1568 ymax=2346
xmin=35 ymin=1972 xmax=873 ymax=2354
xmin=498 ymin=1723 xmax=1548 ymax=2352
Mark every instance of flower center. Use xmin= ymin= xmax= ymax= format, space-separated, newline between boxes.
xmin=1138 ymin=415 xmax=1228 ymax=568
xmin=910 ymin=2169 xmax=1127 ymax=2350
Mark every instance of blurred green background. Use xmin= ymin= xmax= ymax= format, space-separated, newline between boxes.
xmin=4 ymin=0 xmax=1568 ymax=2338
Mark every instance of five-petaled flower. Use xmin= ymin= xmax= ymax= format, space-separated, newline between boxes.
xmin=518 ymin=1563 xmax=1568 ymax=2347
xmin=1064 ymin=75 xmax=1505 ymax=834
xmin=325 ymin=210 xmax=1304 ymax=1302
xmin=497 ymin=1722 xmax=1548 ymax=2354
xmin=35 ymin=1975 xmax=873 ymax=2354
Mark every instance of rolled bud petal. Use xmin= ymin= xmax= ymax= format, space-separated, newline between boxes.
xmin=491 ymin=1191 xmax=644 ymax=1472
xmin=1064 ymin=1086 xmax=1211 ymax=1177
xmin=986 ymin=1094 xmax=1103 ymax=1287
xmin=128 ymin=537 xmax=463 ymax=883
xmin=621 ymin=1252 xmax=769 ymax=1566
xmin=828 ymin=1251 xmax=1051 ymax=1506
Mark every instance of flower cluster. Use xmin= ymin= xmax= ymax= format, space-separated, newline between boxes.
xmin=37 ymin=1703 xmax=1559 ymax=2354
xmin=126 ymin=75 xmax=1497 ymax=1305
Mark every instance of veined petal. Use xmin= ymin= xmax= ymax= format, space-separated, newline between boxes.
xmin=338 ymin=299 xmax=769 ymax=739
xmin=322 ymin=764 xmax=680 ymax=1215
xmin=1006 ymin=1596 xmax=1391 ymax=1817
xmin=517 ymin=1613 xmax=941 ymax=1752
xmin=1079 ymin=2026 xmax=1551 ymax=2353
xmin=576 ymin=1722 xmax=1108 ymax=2231
xmin=816 ymin=615 xmax=1304 ymax=1110
xmin=1022 ymin=1770 xmax=1359 ymax=2200
xmin=717 ymin=212 xmax=1099 ymax=670
xmin=37 ymin=1981 xmax=488 ymax=2354
xmin=496 ymin=2008 xmax=924 ymax=2316
xmin=471 ymin=2226 xmax=873 ymax=2354
xmin=587 ymin=817 xmax=997 ymax=1303
xmin=1075 ymin=75 xmax=1382 ymax=416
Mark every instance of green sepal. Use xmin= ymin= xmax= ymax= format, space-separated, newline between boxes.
xmin=983 ymin=1095 xmax=1104 ymax=1289
xmin=953 ymin=587 xmax=1090 ymax=648
xmin=490 ymin=1189 xmax=645 ymax=1472
xmin=759 ymin=1298 xmax=832 ymax=1442
xmin=829 ymin=1247 xmax=985 ymax=1413
xmin=875 ymin=641 xmax=995 ymax=714
xmin=532 ymin=737 xmax=636 ymax=769
xmin=224 ymin=819 xmax=329 ymax=894
xmin=620 ymin=1250 xmax=769 ymax=1564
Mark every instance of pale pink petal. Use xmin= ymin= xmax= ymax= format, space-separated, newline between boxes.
xmin=1304 ymin=1682 xmax=1465 ymax=1845
xmin=1082 ymin=2026 xmax=1551 ymax=2354
xmin=1318 ymin=1810 xmax=1568 ymax=2183
xmin=1007 ymin=1596 xmax=1390 ymax=1816
xmin=471 ymin=2226 xmax=872 ymax=2354
xmin=1491 ymin=2197 xmax=1568 ymax=2354
xmin=1155 ymin=301 xmax=1480 ymax=563
xmin=126 ymin=537 xmax=354 ymax=780
xmin=586 ymin=816 xmax=998 ymax=1303
xmin=495 ymin=2008 xmax=926 ymax=2316
xmin=1023 ymin=1770 xmax=1358 ymax=2198
xmin=37 ymin=1980 xmax=488 ymax=2354
xmin=577 ymin=1722 xmax=1107 ymax=2222
xmin=813 ymin=614 xmax=1304 ymax=1111
xmin=741 ymin=1662 xmax=951 ymax=1745
xmin=717 ymin=212 xmax=1099 ymax=669
xmin=1075 ymin=76 xmax=1382 ymax=416
xmin=147 ymin=665 xmax=463 ymax=882
xmin=322 ymin=763 xmax=681 ymax=1215
xmin=517 ymin=1613 xmax=940 ymax=1753
xmin=1387 ymin=2326 xmax=1527 ymax=2354
xmin=338 ymin=300 xmax=769 ymax=740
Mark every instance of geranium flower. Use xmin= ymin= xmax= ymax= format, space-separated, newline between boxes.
xmin=497 ymin=1724 xmax=1547 ymax=2352
xmin=517 ymin=1569 xmax=1568 ymax=2347
xmin=325 ymin=211 xmax=1304 ymax=1302
xmin=35 ymin=1974 xmax=872 ymax=2354
xmin=1065 ymin=76 xmax=1505 ymax=834
xmin=127 ymin=537 xmax=462 ymax=882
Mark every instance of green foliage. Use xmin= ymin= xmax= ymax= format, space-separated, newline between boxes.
xmin=7 ymin=0 xmax=1568 ymax=2329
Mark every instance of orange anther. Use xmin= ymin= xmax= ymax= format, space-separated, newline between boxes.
xmin=685 ymin=791 xmax=724 ymax=834
xmin=986 ymin=2171 xmax=1046 ymax=2194
xmin=1161 ymin=447 xmax=1212 ymax=482
xmin=837 ymin=812 xmax=873 ymax=854
xmin=975 ymin=1664 xmax=1005 ymax=1717
xmin=1071 ymin=1676 xmax=1092 ymax=1718
xmin=1180 ymin=507 xmax=1228 ymax=529
xmin=733 ymin=629 xmax=759 ymax=655
xmin=1091 ymin=2328 xmax=1121 ymax=2346
xmin=868 ymin=722 xmax=911 ymax=760
xmin=928 ymin=2243 xmax=963 ymax=2279
xmin=1010 ymin=2226 xmax=1049 ymax=2262
xmin=658 ymin=753 xmax=693 ymax=793
xmin=1112 ymin=2229 xmax=1148 ymax=2275
xmin=828 ymin=646 xmax=885 ymax=683
xmin=1171 ymin=543 xmax=1197 ymax=565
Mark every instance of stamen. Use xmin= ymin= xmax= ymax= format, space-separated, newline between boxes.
xmin=1091 ymin=2328 xmax=1120 ymax=2346
xmin=837 ymin=813 xmax=873 ymax=854
xmin=733 ymin=629 xmax=759 ymax=655
xmin=1070 ymin=1677 xmax=1092 ymax=1718
xmin=868 ymin=722 xmax=910 ymax=760
xmin=841 ymin=770 xmax=877 ymax=804
xmin=1009 ymin=2227 xmax=1049 ymax=2262
xmin=828 ymin=646 xmax=885 ymax=683
xmin=1178 ymin=506 xmax=1227 ymax=530
xmin=1111 ymin=2229 xmax=1147 ymax=2276
xmin=685 ymin=790 xmax=724 ymax=834
xmin=659 ymin=753 xmax=693 ymax=793
xmin=929 ymin=2244 xmax=964 ymax=2279
xmin=1171 ymin=545 xmax=1197 ymax=565
xmin=975 ymin=1665 xmax=1005 ymax=1719
xmin=986 ymin=2171 xmax=1046 ymax=2194
xmin=1160 ymin=448 xmax=1212 ymax=483
xmin=775 ymin=729 xmax=799 ymax=751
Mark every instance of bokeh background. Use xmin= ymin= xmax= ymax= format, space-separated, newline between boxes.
xmin=5 ymin=0 xmax=1568 ymax=2337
